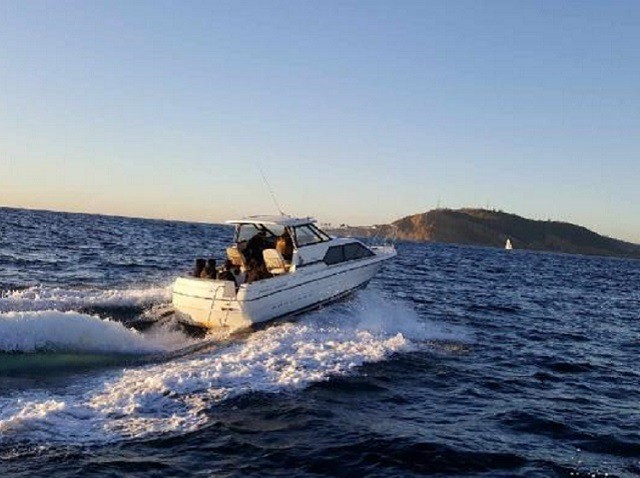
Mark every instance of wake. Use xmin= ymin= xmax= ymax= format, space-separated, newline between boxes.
xmin=0 ymin=289 xmax=469 ymax=446
xmin=0 ymin=285 xmax=171 ymax=313
xmin=0 ymin=284 xmax=190 ymax=355
xmin=0 ymin=310 xmax=193 ymax=354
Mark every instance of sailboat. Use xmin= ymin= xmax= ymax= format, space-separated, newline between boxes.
xmin=505 ymin=238 xmax=513 ymax=250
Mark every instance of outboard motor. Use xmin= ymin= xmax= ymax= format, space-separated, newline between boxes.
xmin=193 ymin=258 xmax=206 ymax=277
xmin=201 ymin=258 xmax=217 ymax=279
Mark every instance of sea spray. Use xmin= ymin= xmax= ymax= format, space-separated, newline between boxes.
xmin=0 ymin=285 xmax=171 ymax=313
xmin=0 ymin=310 xmax=192 ymax=354
xmin=349 ymin=289 xmax=470 ymax=342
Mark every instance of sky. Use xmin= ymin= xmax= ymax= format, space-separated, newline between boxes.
xmin=1 ymin=1 xmax=639 ymax=242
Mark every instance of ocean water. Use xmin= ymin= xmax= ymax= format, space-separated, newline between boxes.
xmin=0 ymin=207 xmax=638 ymax=477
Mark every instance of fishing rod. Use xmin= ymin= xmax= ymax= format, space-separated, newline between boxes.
xmin=257 ymin=162 xmax=286 ymax=216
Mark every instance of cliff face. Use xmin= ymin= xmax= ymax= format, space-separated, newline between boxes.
xmin=332 ymin=209 xmax=640 ymax=259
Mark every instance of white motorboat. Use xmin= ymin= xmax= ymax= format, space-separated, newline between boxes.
xmin=172 ymin=215 xmax=396 ymax=330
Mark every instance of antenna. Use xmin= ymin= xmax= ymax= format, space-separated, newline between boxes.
xmin=258 ymin=163 xmax=286 ymax=216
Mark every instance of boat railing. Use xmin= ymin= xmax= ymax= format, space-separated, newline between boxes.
xmin=205 ymin=283 xmax=232 ymax=326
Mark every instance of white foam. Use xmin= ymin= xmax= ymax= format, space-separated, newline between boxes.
xmin=0 ymin=291 xmax=467 ymax=445
xmin=0 ymin=285 xmax=171 ymax=313
xmin=0 ymin=310 xmax=193 ymax=354
xmin=349 ymin=290 xmax=468 ymax=342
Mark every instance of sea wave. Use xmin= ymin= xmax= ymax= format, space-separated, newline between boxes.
xmin=0 ymin=310 xmax=192 ymax=354
xmin=0 ymin=285 xmax=171 ymax=313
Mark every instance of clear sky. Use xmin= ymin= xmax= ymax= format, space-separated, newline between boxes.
xmin=1 ymin=1 xmax=639 ymax=242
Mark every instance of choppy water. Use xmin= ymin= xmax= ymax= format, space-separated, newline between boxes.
xmin=0 ymin=207 xmax=638 ymax=477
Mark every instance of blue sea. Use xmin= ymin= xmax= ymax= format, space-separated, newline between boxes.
xmin=0 ymin=207 xmax=638 ymax=477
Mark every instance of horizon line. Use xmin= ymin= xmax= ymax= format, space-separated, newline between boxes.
xmin=2 ymin=203 xmax=637 ymax=246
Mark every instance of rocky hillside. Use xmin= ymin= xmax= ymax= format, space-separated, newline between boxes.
xmin=331 ymin=209 xmax=640 ymax=259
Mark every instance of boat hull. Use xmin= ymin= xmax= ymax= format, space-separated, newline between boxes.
xmin=172 ymin=251 xmax=393 ymax=330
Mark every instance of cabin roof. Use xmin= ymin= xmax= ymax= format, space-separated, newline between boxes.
xmin=225 ymin=215 xmax=316 ymax=227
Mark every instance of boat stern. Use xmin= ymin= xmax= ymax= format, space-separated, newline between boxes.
xmin=172 ymin=277 xmax=250 ymax=329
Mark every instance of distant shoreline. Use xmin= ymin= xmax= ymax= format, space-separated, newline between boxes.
xmin=327 ymin=208 xmax=640 ymax=260
xmin=3 ymin=205 xmax=638 ymax=259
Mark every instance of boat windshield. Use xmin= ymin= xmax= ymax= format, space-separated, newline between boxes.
xmin=235 ymin=222 xmax=329 ymax=248
xmin=292 ymin=224 xmax=330 ymax=247
xmin=235 ymin=223 xmax=285 ymax=243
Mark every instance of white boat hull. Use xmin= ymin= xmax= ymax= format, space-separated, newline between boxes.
xmin=172 ymin=247 xmax=394 ymax=330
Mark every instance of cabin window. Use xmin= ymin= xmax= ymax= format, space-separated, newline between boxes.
xmin=323 ymin=242 xmax=373 ymax=265
xmin=323 ymin=245 xmax=345 ymax=265
xmin=293 ymin=225 xmax=325 ymax=247
xmin=344 ymin=242 xmax=374 ymax=261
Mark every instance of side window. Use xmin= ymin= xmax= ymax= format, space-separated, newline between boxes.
xmin=344 ymin=242 xmax=374 ymax=261
xmin=323 ymin=246 xmax=345 ymax=265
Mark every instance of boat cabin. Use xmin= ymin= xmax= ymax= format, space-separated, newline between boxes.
xmin=189 ymin=215 xmax=376 ymax=286
xmin=224 ymin=215 xmax=334 ymax=281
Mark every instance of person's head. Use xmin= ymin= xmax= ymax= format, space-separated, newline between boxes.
xmin=206 ymin=258 xmax=216 ymax=269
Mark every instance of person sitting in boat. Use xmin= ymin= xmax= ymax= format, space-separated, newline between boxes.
xmin=244 ymin=230 xmax=269 ymax=264
xmin=243 ymin=230 xmax=278 ymax=283
xmin=216 ymin=259 xmax=237 ymax=286
xmin=200 ymin=258 xmax=217 ymax=279
xmin=245 ymin=261 xmax=271 ymax=283
xmin=276 ymin=230 xmax=293 ymax=262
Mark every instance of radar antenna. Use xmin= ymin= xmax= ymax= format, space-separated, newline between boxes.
xmin=258 ymin=163 xmax=286 ymax=216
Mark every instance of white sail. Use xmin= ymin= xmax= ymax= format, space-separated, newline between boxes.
xmin=505 ymin=238 xmax=513 ymax=250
